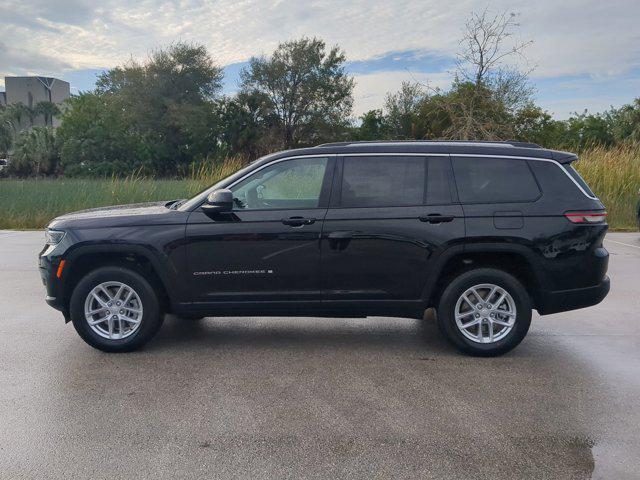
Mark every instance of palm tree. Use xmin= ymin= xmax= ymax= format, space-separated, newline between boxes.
xmin=0 ymin=106 xmax=13 ymax=156
xmin=0 ymin=104 xmax=28 ymax=156
xmin=10 ymin=127 xmax=58 ymax=176
xmin=34 ymin=101 xmax=61 ymax=127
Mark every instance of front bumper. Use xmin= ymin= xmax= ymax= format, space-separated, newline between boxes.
xmin=39 ymin=244 xmax=69 ymax=319
xmin=45 ymin=294 xmax=64 ymax=311
xmin=537 ymin=275 xmax=610 ymax=315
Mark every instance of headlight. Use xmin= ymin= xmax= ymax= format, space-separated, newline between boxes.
xmin=45 ymin=229 xmax=66 ymax=246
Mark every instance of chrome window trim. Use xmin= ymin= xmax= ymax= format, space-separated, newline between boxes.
xmin=190 ymin=151 xmax=598 ymax=210
xmin=341 ymin=141 xmax=515 ymax=148
xmin=187 ymin=155 xmax=337 ymax=211
xmin=225 ymin=154 xmax=337 ymax=191
xmin=452 ymin=154 xmax=599 ymax=200
xmin=335 ymin=152 xmax=597 ymax=200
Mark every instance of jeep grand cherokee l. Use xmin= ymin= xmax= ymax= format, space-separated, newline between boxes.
xmin=39 ymin=140 xmax=610 ymax=356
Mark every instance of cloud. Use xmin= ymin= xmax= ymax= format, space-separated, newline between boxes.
xmin=0 ymin=40 xmax=71 ymax=77
xmin=353 ymin=71 xmax=453 ymax=116
xmin=2 ymin=0 xmax=638 ymax=74
xmin=0 ymin=0 xmax=638 ymax=116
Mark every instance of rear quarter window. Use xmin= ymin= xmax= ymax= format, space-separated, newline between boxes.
xmin=564 ymin=164 xmax=596 ymax=198
xmin=452 ymin=157 xmax=540 ymax=204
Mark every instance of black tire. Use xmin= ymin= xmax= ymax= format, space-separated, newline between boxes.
xmin=436 ymin=268 xmax=532 ymax=356
xmin=70 ymin=266 xmax=164 ymax=352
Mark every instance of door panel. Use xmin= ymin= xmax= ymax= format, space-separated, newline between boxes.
xmin=321 ymin=155 xmax=464 ymax=301
xmin=186 ymin=209 xmax=324 ymax=302
xmin=321 ymin=204 xmax=464 ymax=300
xmin=185 ymin=156 xmax=334 ymax=304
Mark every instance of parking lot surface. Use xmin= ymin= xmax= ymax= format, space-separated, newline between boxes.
xmin=1 ymin=231 xmax=639 ymax=479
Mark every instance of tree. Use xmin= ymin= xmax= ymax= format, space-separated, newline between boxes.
xmin=0 ymin=104 xmax=28 ymax=157
xmin=355 ymin=110 xmax=389 ymax=140
xmin=439 ymin=9 xmax=534 ymax=139
xmin=457 ymin=9 xmax=532 ymax=89
xmin=0 ymin=106 xmax=14 ymax=156
xmin=58 ymin=42 xmax=224 ymax=176
xmin=218 ymin=91 xmax=279 ymax=160
xmin=606 ymin=99 xmax=640 ymax=144
xmin=240 ymin=37 xmax=354 ymax=149
xmin=9 ymin=127 xmax=58 ymax=176
xmin=34 ymin=101 xmax=61 ymax=127
xmin=57 ymin=93 xmax=153 ymax=176
xmin=384 ymin=82 xmax=429 ymax=139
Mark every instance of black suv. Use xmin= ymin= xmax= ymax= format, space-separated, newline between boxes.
xmin=39 ymin=141 xmax=610 ymax=355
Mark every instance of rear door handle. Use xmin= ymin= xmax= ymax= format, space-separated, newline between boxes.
xmin=419 ymin=214 xmax=455 ymax=224
xmin=282 ymin=216 xmax=316 ymax=227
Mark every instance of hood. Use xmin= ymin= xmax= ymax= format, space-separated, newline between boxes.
xmin=47 ymin=201 xmax=185 ymax=230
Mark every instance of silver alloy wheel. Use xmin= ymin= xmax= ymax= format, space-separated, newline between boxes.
xmin=454 ymin=283 xmax=516 ymax=344
xmin=84 ymin=281 xmax=143 ymax=340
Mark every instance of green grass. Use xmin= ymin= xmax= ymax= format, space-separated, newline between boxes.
xmin=573 ymin=145 xmax=640 ymax=231
xmin=0 ymin=177 xmax=196 ymax=229
xmin=0 ymin=159 xmax=244 ymax=229
xmin=0 ymin=149 xmax=637 ymax=230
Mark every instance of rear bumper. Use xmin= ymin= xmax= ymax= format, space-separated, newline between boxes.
xmin=537 ymin=276 xmax=610 ymax=315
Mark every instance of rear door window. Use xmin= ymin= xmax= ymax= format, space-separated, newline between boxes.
xmin=426 ymin=157 xmax=453 ymax=205
xmin=452 ymin=157 xmax=540 ymax=203
xmin=340 ymin=156 xmax=426 ymax=207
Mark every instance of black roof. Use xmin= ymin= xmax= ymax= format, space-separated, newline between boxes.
xmin=262 ymin=140 xmax=578 ymax=164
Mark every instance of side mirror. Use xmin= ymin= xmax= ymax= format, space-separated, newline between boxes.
xmin=202 ymin=189 xmax=233 ymax=215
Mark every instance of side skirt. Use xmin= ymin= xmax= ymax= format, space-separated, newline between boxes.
xmin=174 ymin=299 xmax=427 ymax=320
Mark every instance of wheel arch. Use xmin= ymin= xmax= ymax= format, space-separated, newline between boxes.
xmin=61 ymin=244 xmax=173 ymax=319
xmin=423 ymin=244 xmax=543 ymax=310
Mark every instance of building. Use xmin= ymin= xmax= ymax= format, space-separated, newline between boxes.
xmin=1 ymin=76 xmax=70 ymax=129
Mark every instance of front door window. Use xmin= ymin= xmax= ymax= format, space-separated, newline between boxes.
xmin=231 ymin=157 xmax=329 ymax=210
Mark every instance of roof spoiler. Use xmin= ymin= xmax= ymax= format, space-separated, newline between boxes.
xmin=550 ymin=150 xmax=579 ymax=164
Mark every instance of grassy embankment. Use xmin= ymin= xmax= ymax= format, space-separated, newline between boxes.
xmin=572 ymin=145 xmax=639 ymax=231
xmin=0 ymin=147 xmax=638 ymax=230
xmin=0 ymin=159 xmax=244 ymax=230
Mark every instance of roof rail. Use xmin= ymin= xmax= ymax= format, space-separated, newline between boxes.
xmin=317 ymin=140 xmax=541 ymax=149
xmin=504 ymin=140 xmax=541 ymax=149
xmin=316 ymin=141 xmax=352 ymax=147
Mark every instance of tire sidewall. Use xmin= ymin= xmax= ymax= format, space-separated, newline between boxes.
xmin=437 ymin=268 xmax=532 ymax=356
xmin=70 ymin=266 xmax=162 ymax=352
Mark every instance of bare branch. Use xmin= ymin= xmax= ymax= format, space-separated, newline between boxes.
xmin=457 ymin=8 xmax=532 ymax=87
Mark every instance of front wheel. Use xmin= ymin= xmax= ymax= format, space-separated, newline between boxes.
xmin=436 ymin=268 xmax=532 ymax=356
xmin=70 ymin=266 xmax=164 ymax=352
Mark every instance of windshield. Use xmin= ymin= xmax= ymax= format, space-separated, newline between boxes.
xmin=177 ymin=153 xmax=279 ymax=211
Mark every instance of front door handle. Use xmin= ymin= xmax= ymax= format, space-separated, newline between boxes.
xmin=282 ymin=216 xmax=316 ymax=227
xmin=419 ymin=214 xmax=455 ymax=224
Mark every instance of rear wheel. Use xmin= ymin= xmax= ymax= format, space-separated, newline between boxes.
xmin=436 ymin=268 xmax=531 ymax=356
xmin=70 ymin=266 xmax=163 ymax=352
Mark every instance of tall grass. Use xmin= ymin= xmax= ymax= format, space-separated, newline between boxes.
xmin=0 ymin=150 xmax=637 ymax=230
xmin=0 ymin=157 xmax=245 ymax=229
xmin=574 ymin=145 xmax=640 ymax=230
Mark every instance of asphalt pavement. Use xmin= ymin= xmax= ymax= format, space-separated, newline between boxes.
xmin=1 ymin=231 xmax=639 ymax=479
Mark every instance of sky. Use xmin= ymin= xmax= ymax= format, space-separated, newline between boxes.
xmin=1 ymin=0 xmax=639 ymax=118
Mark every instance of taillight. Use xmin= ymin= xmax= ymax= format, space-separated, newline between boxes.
xmin=564 ymin=211 xmax=607 ymax=224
